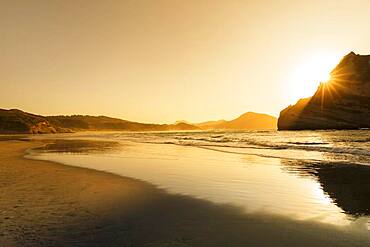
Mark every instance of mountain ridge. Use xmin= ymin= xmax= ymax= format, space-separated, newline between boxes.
xmin=0 ymin=109 xmax=200 ymax=134
xmin=0 ymin=109 xmax=277 ymax=134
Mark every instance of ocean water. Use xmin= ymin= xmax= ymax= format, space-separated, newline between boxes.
xmin=28 ymin=130 xmax=370 ymax=233
xmin=104 ymin=130 xmax=370 ymax=164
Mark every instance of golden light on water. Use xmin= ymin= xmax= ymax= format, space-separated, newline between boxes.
xmin=288 ymin=52 xmax=342 ymax=104
xmin=312 ymin=183 xmax=332 ymax=206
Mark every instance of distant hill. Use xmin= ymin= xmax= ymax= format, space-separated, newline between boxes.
xmin=278 ymin=52 xmax=370 ymax=130
xmin=195 ymin=112 xmax=277 ymax=130
xmin=48 ymin=115 xmax=201 ymax=132
xmin=195 ymin=120 xmax=228 ymax=129
xmin=0 ymin=109 xmax=200 ymax=134
xmin=0 ymin=109 xmax=64 ymax=134
xmin=0 ymin=109 xmax=277 ymax=134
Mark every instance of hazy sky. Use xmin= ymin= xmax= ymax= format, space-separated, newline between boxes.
xmin=1 ymin=0 xmax=369 ymax=123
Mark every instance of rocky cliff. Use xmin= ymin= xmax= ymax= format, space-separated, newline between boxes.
xmin=278 ymin=52 xmax=370 ymax=130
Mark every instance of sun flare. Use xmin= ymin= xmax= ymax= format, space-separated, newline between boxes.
xmin=288 ymin=52 xmax=341 ymax=103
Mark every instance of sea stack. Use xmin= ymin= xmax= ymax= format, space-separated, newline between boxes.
xmin=278 ymin=52 xmax=370 ymax=130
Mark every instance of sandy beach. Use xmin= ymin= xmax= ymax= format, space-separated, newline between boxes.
xmin=0 ymin=140 xmax=369 ymax=247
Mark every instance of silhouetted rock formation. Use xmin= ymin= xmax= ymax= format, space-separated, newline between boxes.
xmin=196 ymin=112 xmax=277 ymax=130
xmin=278 ymin=52 xmax=370 ymax=130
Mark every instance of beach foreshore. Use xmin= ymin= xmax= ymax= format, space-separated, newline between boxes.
xmin=0 ymin=140 xmax=368 ymax=247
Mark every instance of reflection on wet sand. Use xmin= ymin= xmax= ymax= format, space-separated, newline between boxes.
xmin=3 ymin=141 xmax=369 ymax=246
xmin=281 ymin=159 xmax=370 ymax=216
xmin=0 ymin=135 xmax=30 ymax=142
xmin=30 ymin=139 xmax=363 ymax=224
xmin=35 ymin=139 xmax=122 ymax=154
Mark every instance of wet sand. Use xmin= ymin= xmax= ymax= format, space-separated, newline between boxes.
xmin=0 ymin=140 xmax=369 ymax=246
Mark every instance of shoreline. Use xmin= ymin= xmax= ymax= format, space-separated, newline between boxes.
xmin=0 ymin=140 xmax=163 ymax=246
xmin=1 ymin=140 xmax=369 ymax=246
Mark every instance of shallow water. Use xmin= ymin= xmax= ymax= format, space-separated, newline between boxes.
xmin=28 ymin=130 xmax=370 ymax=234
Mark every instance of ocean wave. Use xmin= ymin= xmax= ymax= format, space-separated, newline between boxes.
xmin=196 ymin=146 xmax=370 ymax=167
xmin=287 ymin=142 xmax=329 ymax=145
xmin=109 ymin=130 xmax=370 ymax=164
xmin=131 ymin=138 xmax=370 ymax=158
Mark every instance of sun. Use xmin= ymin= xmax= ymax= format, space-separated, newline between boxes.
xmin=287 ymin=52 xmax=341 ymax=103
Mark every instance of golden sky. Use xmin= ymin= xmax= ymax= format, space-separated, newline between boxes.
xmin=1 ymin=0 xmax=369 ymax=123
